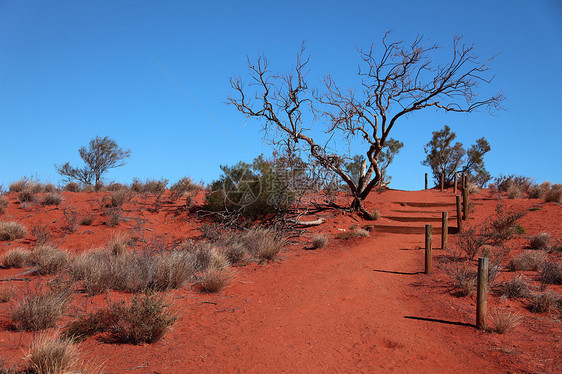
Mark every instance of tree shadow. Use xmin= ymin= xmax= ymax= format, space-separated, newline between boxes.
xmin=372 ymin=269 xmax=423 ymax=276
xmin=405 ymin=316 xmax=475 ymax=328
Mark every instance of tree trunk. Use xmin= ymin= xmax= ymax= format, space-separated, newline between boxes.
xmin=350 ymin=196 xmax=377 ymax=220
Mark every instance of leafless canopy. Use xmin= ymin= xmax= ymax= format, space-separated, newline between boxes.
xmin=229 ymin=34 xmax=503 ymax=217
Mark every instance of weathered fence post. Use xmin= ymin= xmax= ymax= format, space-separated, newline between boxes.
xmin=425 ymin=173 xmax=428 ymax=190
xmin=454 ymin=173 xmax=458 ymax=193
xmin=425 ymin=224 xmax=432 ymax=275
xmin=456 ymin=195 xmax=462 ymax=232
xmin=476 ymin=257 xmax=488 ymax=330
xmin=462 ymin=187 xmax=469 ymax=220
xmin=461 ymin=171 xmax=466 ymax=190
xmin=440 ymin=173 xmax=444 ymax=192
xmin=441 ymin=211 xmax=448 ymax=250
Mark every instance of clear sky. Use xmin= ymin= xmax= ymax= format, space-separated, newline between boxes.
xmin=1 ymin=0 xmax=561 ymax=190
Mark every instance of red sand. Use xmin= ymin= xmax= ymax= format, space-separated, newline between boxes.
xmin=0 ymin=188 xmax=560 ymax=373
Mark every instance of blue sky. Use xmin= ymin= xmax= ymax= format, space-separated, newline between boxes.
xmin=1 ymin=0 xmax=561 ymax=190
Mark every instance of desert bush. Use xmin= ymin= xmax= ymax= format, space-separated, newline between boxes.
xmin=152 ymin=251 xmax=197 ymax=290
xmin=494 ymin=174 xmax=533 ymax=193
xmin=44 ymin=183 xmax=56 ymax=193
xmin=506 ymin=185 xmax=521 ymax=199
xmin=0 ymin=221 xmax=27 ymax=241
xmin=9 ymin=178 xmax=29 ymax=192
xmin=63 ymin=182 xmax=81 ymax=192
xmin=457 ymin=227 xmax=487 ymax=260
xmin=42 ymin=192 xmax=62 ymax=206
xmin=103 ymin=207 xmax=122 ymax=227
xmin=106 ymin=182 xmax=128 ymax=191
xmin=131 ymin=178 xmax=168 ymax=194
xmin=529 ymin=233 xmax=551 ymax=250
xmin=28 ymin=334 xmax=78 ymax=374
xmin=32 ymin=224 xmax=51 ymax=246
xmin=444 ymin=263 xmax=477 ymax=296
xmin=18 ymin=189 xmax=36 ymax=203
xmin=365 ymin=209 xmax=380 ymax=221
xmin=68 ymin=250 xmax=116 ymax=295
xmin=80 ymin=214 xmax=95 ymax=226
xmin=544 ymin=185 xmax=562 ymax=203
xmin=528 ymin=182 xmax=550 ymax=199
xmin=11 ymin=283 xmax=72 ymax=331
xmin=480 ymin=205 xmax=526 ymax=246
xmin=110 ymin=189 xmax=131 ymax=207
xmin=198 ymin=269 xmax=230 ymax=293
xmin=170 ymin=177 xmax=200 ymax=200
xmin=490 ymin=310 xmax=521 ymax=334
xmin=530 ymin=291 xmax=559 ymax=313
xmin=0 ymin=196 xmax=8 ymax=214
xmin=0 ymin=286 xmax=14 ymax=303
xmin=2 ymin=247 xmax=32 ymax=268
xmin=107 ymin=293 xmax=176 ymax=344
xmin=105 ymin=232 xmax=131 ymax=256
xmin=466 ymin=182 xmax=482 ymax=194
xmin=312 ymin=235 xmax=329 ymax=249
xmin=192 ymin=243 xmax=230 ymax=271
xmin=222 ymin=242 xmax=248 ymax=264
xmin=239 ymin=228 xmax=285 ymax=262
xmin=507 ymin=250 xmax=546 ymax=271
xmin=34 ymin=245 xmax=68 ymax=275
xmin=539 ymin=260 xmax=562 ymax=285
xmin=500 ymin=275 xmax=531 ymax=299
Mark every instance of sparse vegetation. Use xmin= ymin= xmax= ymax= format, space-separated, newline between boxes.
xmin=445 ymin=263 xmax=477 ymax=296
xmin=490 ymin=310 xmax=521 ymax=334
xmin=0 ymin=195 xmax=8 ymax=214
xmin=500 ymin=276 xmax=531 ymax=299
xmin=198 ymin=268 xmax=230 ymax=293
xmin=2 ymin=247 xmax=33 ymax=268
xmin=539 ymin=260 xmax=562 ymax=285
xmin=507 ymin=251 xmax=546 ymax=271
xmin=0 ymin=221 xmax=27 ymax=241
xmin=530 ymin=291 xmax=559 ymax=313
xmin=530 ymin=233 xmax=551 ymax=250
xmin=544 ymin=185 xmax=562 ymax=203
xmin=63 ymin=182 xmax=81 ymax=192
xmin=239 ymin=228 xmax=285 ymax=262
xmin=80 ymin=214 xmax=95 ymax=226
xmin=34 ymin=245 xmax=68 ymax=275
xmin=131 ymin=178 xmax=168 ymax=194
xmin=18 ymin=189 xmax=36 ymax=203
xmin=32 ymin=224 xmax=51 ymax=246
xmin=9 ymin=178 xmax=29 ymax=192
xmin=507 ymin=185 xmax=522 ymax=199
xmin=42 ymin=192 xmax=63 ymax=206
xmin=312 ymin=235 xmax=329 ymax=249
xmin=28 ymin=334 xmax=78 ymax=374
xmin=106 ymin=232 xmax=131 ymax=256
xmin=110 ymin=189 xmax=131 ymax=207
xmin=0 ymin=286 xmax=14 ymax=303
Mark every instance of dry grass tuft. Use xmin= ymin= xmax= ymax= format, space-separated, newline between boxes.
xmin=507 ymin=185 xmax=522 ymax=199
xmin=80 ymin=214 xmax=95 ymax=226
xmin=0 ymin=221 xmax=27 ymax=241
xmin=18 ymin=189 xmax=36 ymax=203
xmin=11 ymin=283 xmax=72 ymax=331
xmin=500 ymin=275 xmax=531 ymax=299
xmin=222 ymin=242 xmax=248 ymax=264
xmin=312 ymin=234 xmax=329 ymax=249
xmin=105 ymin=232 xmax=131 ymax=256
xmin=63 ymin=182 xmax=81 ymax=192
xmin=153 ymin=251 xmax=197 ymax=290
xmin=9 ymin=179 xmax=29 ymax=192
xmin=530 ymin=232 xmax=551 ymax=250
xmin=490 ymin=310 xmax=521 ymax=334
xmin=41 ymin=192 xmax=63 ymax=206
xmin=539 ymin=260 xmax=562 ymax=285
xmin=544 ymin=185 xmax=562 ymax=203
xmin=0 ymin=286 xmax=14 ymax=303
xmin=28 ymin=334 xmax=78 ymax=374
xmin=110 ymin=190 xmax=131 ymax=207
xmin=530 ymin=291 xmax=559 ymax=313
xmin=34 ymin=245 xmax=68 ymax=275
xmin=199 ymin=269 xmax=230 ymax=293
xmin=242 ymin=228 xmax=286 ymax=262
xmin=0 ymin=195 xmax=8 ymax=214
xmin=507 ymin=250 xmax=546 ymax=271
xmin=2 ymin=247 xmax=33 ymax=268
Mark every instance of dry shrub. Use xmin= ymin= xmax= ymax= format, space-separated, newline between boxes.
xmin=34 ymin=245 xmax=68 ymax=275
xmin=153 ymin=251 xmax=197 ymax=290
xmin=0 ymin=221 xmax=27 ymax=241
xmin=544 ymin=185 xmax=562 ymax=203
xmin=199 ymin=269 xmax=230 ymax=293
xmin=110 ymin=190 xmax=131 ymax=207
xmin=506 ymin=185 xmax=522 ymax=199
xmin=193 ymin=243 xmax=230 ymax=271
xmin=131 ymin=178 xmax=168 ymax=194
xmin=170 ymin=177 xmax=201 ymax=200
xmin=2 ymin=247 xmax=32 ymax=268
xmin=107 ymin=293 xmax=176 ymax=344
xmin=9 ymin=179 xmax=29 ymax=192
xmin=69 ymin=250 xmax=116 ymax=295
xmin=11 ymin=283 xmax=72 ymax=331
xmin=365 ymin=208 xmax=380 ymax=221
xmin=32 ymin=224 xmax=51 ymax=246
xmin=0 ymin=286 xmax=13 ymax=303
xmin=80 ymin=214 xmax=95 ymax=226
xmin=105 ymin=232 xmax=131 ymax=256
xmin=467 ymin=182 xmax=482 ymax=194
xmin=528 ymin=182 xmax=550 ymax=199
xmin=530 ymin=291 xmax=559 ymax=313
xmin=457 ymin=227 xmax=487 ymax=260
xmin=222 ymin=242 xmax=248 ymax=264
xmin=42 ymin=192 xmax=62 ymax=206
xmin=63 ymin=182 xmax=80 ymax=192
xmin=0 ymin=195 xmax=8 ymax=214
xmin=62 ymin=209 xmax=78 ymax=233
xmin=241 ymin=228 xmax=285 ymax=262
xmin=28 ymin=334 xmax=78 ymax=374
xmin=539 ymin=260 xmax=562 ymax=285
xmin=18 ymin=189 xmax=36 ymax=203
xmin=500 ymin=275 xmax=531 ymax=298
xmin=507 ymin=250 xmax=546 ymax=271
xmin=445 ymin=263 xmax=477 ymax=296
xmin=490 ymin=310 xmax=521 ymax=334
xmin=530 ymin=232 xmax=551 ymax=250
xmin=312 ymin=235 xmax=329 ymax=249
xmin=106 ymin=182 xmax=128 ymax=191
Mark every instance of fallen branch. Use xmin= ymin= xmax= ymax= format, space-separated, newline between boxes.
xmin=287 ymin=217 xmax=326 ymax=227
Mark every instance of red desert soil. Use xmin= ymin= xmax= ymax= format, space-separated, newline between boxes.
xmin=0 ymin=188 xmax=560 ymax=373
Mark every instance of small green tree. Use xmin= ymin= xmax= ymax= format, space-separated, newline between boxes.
xmin=56 ymin=136 xmax=131 ymax=186
xmin=422 ymin=126 xmax=490 ymax=186
xmin=345 ymin=139 xmax=403 ymax=188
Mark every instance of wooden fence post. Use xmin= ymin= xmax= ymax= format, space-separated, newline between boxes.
xmin=425 ymin=173 xmax=428 ymax=190
xmin=440 ymin=173 xmax=444 ymax=192
xmin=456 ymin=195 xmax=462 ymax=232
xmin=454 ymin=173 xmax=458 ymax=194
xmin=425 ymin=224 xmax=432 ymax=275
xmin=477 ymin=257 xmax=488 ymax=330
xmin=461 ymin=171 xmax=466 ymax=190
xmin=442 ymin=212 xmax=448 ymax=250
xmin=462 ymin=187 xmax=469 ymax=220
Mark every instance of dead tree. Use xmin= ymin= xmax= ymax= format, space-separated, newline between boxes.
xmin=229 ymin=35 xmax=503 ymax=218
